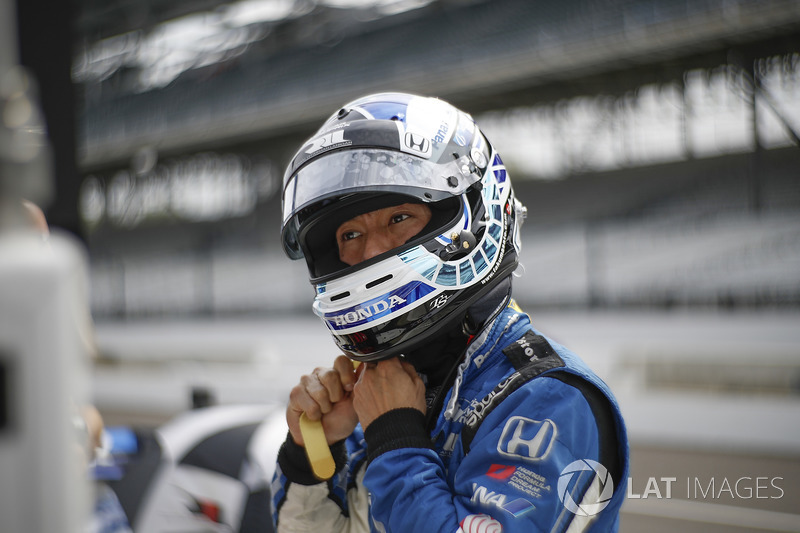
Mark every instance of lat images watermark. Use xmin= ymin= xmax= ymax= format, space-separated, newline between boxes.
xmin=627 ymin=476 xmax=785 ymax=500
xmin=557 ymin=459 xmax=788 ymax=517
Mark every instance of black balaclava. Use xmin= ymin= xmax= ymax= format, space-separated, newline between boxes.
xmin=404 ymin=275 xmax=513 ymax=420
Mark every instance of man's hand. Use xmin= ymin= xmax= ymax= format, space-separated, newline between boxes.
xmin=287 ymin=355 xmax=359 ymax=446
xmin=353 ymin=357 xmax=426 ymax=429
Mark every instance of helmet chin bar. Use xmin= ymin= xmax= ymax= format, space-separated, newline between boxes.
xmin=333 ymin=255 xmax=518 ymax=363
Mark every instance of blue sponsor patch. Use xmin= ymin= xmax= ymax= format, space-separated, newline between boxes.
xmin=503 ymin=497 xmax=536 ymax=517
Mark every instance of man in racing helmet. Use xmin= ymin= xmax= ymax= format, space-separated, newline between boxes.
xmin=273 ymin=93 xmax=629 ymax=532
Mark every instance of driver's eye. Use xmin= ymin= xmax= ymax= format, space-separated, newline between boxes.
xmin=340 ymin=230 xmax=361 ymax=241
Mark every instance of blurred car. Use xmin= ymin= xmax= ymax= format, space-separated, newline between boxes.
xmin=97 ymin=403 xmax=286 ymax=533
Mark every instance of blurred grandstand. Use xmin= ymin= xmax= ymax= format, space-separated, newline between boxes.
xmin=70 ymin=0 xmax=800 ymax=316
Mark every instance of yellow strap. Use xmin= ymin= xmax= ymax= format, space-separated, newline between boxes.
xmin=299 ymin=360 xmax=361 ymax=481
xmin=298 ymin=412 xmax=336 ymax=480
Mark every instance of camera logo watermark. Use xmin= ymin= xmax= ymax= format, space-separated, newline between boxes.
xmin=557 ymin=459 xmax=615 ymax=516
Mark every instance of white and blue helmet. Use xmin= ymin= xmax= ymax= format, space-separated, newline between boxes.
xmin=281 ymin=93 xmax=526 ymax=362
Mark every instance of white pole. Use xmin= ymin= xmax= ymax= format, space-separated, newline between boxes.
xmin=0 ymin=0 xmax=92 ymax=530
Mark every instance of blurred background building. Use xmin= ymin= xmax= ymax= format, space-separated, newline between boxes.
xmin=10 ymin=0 xmax=800 ymax=531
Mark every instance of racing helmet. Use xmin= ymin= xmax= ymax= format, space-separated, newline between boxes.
xmin=281 ymin=93 xmax=526 ymax=362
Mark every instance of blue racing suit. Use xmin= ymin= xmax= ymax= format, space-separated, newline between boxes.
xmin=273 ymin=301 xmax=629 ymax=532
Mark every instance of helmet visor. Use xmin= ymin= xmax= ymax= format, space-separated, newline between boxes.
xmin=282 ymin=148 xmax=481 ymax=226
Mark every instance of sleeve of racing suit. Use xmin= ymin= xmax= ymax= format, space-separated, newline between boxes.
xmin=362 ymin=377 xmax=611 ymax=533
xmin=273 ymin=433 xmax=371 ymax=533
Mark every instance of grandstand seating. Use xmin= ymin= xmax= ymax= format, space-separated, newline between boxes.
xmin=88 ymin=164 xmax=800 ymax=316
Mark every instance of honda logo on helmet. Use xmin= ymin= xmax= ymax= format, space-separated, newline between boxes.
xmin=403 ymin=132 xmax=432 ymax=157
xmin=330 ymin=294 xmax=407 ymax=327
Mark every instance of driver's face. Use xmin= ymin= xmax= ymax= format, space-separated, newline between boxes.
xmin=336 ymin=203 xmax=432 ymax=266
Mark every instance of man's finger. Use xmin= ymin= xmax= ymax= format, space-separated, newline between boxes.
xmin=373 ymin=357 xmax=404 ymax=375
xmin=299 ymin=372 xmax=334 ymax=415
xmin=399 ymin=359 xmax=421 ymax=382
xmin=317 ymin=367 xmax=346 ymax=404
xmin=288 ymin=385 xmax=321 ymax=420
xmin=333 ymin=355 xmax=358 ymax=392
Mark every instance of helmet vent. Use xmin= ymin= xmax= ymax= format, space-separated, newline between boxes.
xmin=330 ymin=291 xmax=351 ymax=302
xmin=366 ymin=274 xmax=393 ymax=289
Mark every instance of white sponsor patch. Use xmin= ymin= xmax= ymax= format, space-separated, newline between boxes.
xmin=497 ymin=417 xmax=557 ymax=462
